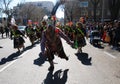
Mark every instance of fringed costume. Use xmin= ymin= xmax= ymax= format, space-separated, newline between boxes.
xmin=41 ymin=25 xmax=73 ymax=71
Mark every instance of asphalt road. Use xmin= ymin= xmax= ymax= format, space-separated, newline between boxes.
xmin=0 ymin=37 xmax=120 ymax=84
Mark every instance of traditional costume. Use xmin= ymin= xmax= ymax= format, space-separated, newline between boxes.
xmin=35 ymin=25 xmax=42 ymax=41
xmin=12 ymin=25 xmax=25 ymax=52
xmin=74 ymin=22 xmax=86 ymax=53
xmin=26 ymin=25 xmax=36 ymax=45
xmin=41 ymin=24 xmax=73 ymax=71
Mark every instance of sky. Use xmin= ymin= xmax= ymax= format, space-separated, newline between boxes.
xmin=11 ymin=0 xmax=57 ymax=7
xmin=10 ymin=0 xmax=64 ymax=18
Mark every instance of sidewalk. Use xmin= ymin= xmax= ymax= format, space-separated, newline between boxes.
xmin=87 ymin=38 xmax=120 ymax=58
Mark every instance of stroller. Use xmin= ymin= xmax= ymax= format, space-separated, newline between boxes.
xmin=90 ymin=30 xmax=101 ymax=46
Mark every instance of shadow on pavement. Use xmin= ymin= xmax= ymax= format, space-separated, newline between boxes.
xmin=43 ymin=69 xmax=69 ymax=84
xmin=0 ymin=46 xmax=3 ymax=48
xmin=75 ymin=52 xmax=92 ymax=65
xmin=0 ymin=43 xmax=37 ymax=65
xmin=34 ymin=52 xmax=47 ymax=66
xmin=0 ymin=52 xmax=21 ymax=65
xmin=23 ymin=40 xmax=40 ymax=52
xmin=92 ymin=44 xmax=104 ymax=49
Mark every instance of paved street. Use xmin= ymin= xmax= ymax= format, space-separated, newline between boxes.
xmin=0 ymin=0 xmax=120 ymax=83
xmin=0 ymin=37 xmax=120 ymax=84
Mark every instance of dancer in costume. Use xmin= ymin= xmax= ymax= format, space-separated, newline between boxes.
xmin=12 ymin=24 xmax=26 ymax=52
xmin=41 ymin=24 xmax=73 ymax=71
xmin=35 ymin=24 xmax=42 ymax=41
xmin=74 ymin=22 xmax=87 ymax=53
xmin=26 ymin=25 xmax=36 ymax=46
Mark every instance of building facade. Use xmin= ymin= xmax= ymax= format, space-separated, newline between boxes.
xmin=26 ymin=1 xmax=54 ymax=15
xmin=13 ymin=1 xmax=54 ymax=25
xmin=64 ymin=0 xmax=120 ymax=23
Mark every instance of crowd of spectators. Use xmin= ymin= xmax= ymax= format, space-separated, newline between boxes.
xmin=86 ymin=20 xmax=120 ymax=50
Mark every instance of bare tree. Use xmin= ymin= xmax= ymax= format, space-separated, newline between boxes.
xmin=0 ymin=0 xmax=3 ymax=8
xmin=108 ymin=0 xmax=120 ymax=21
xmin=31 ymin=7 xmax=46 ymax=22
xmin=19 ymin=4 xmax=36 ymax=20
xmin=0 ymin=0 xmax=14 ymax=23
xmin=64 ymin=0 xmax=79 ymax=22
xmin=1 ymin=0 xmax=13 ymax=15
xmin=17 ymin=3 xmax=46 ymax=25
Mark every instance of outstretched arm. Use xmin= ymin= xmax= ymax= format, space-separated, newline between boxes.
xmin=58 ymin=28 xmax=73 ymax=45
xmin=40 ymin=31 xmax=46 ymax=53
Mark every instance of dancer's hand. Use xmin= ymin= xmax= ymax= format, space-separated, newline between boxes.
xmin=67 ymin=41 xmax=74 ymax=46
xmin=25 ymin=36 xmax=27 ymax=39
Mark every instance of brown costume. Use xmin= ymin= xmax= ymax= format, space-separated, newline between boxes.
xmin=26 ymin=25 xmax=36 ymax=45
xmin=41 ymin=25 xmax=73 ymax=71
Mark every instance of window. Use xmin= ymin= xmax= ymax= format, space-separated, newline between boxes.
xmin=80 ymin=1 xmax=88 ymax=7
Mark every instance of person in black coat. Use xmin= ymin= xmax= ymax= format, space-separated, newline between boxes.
xmin=114 ymin=22 xmax=120 ymax=49
xmin=12 ymin=24 xmax=26 ymax=52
